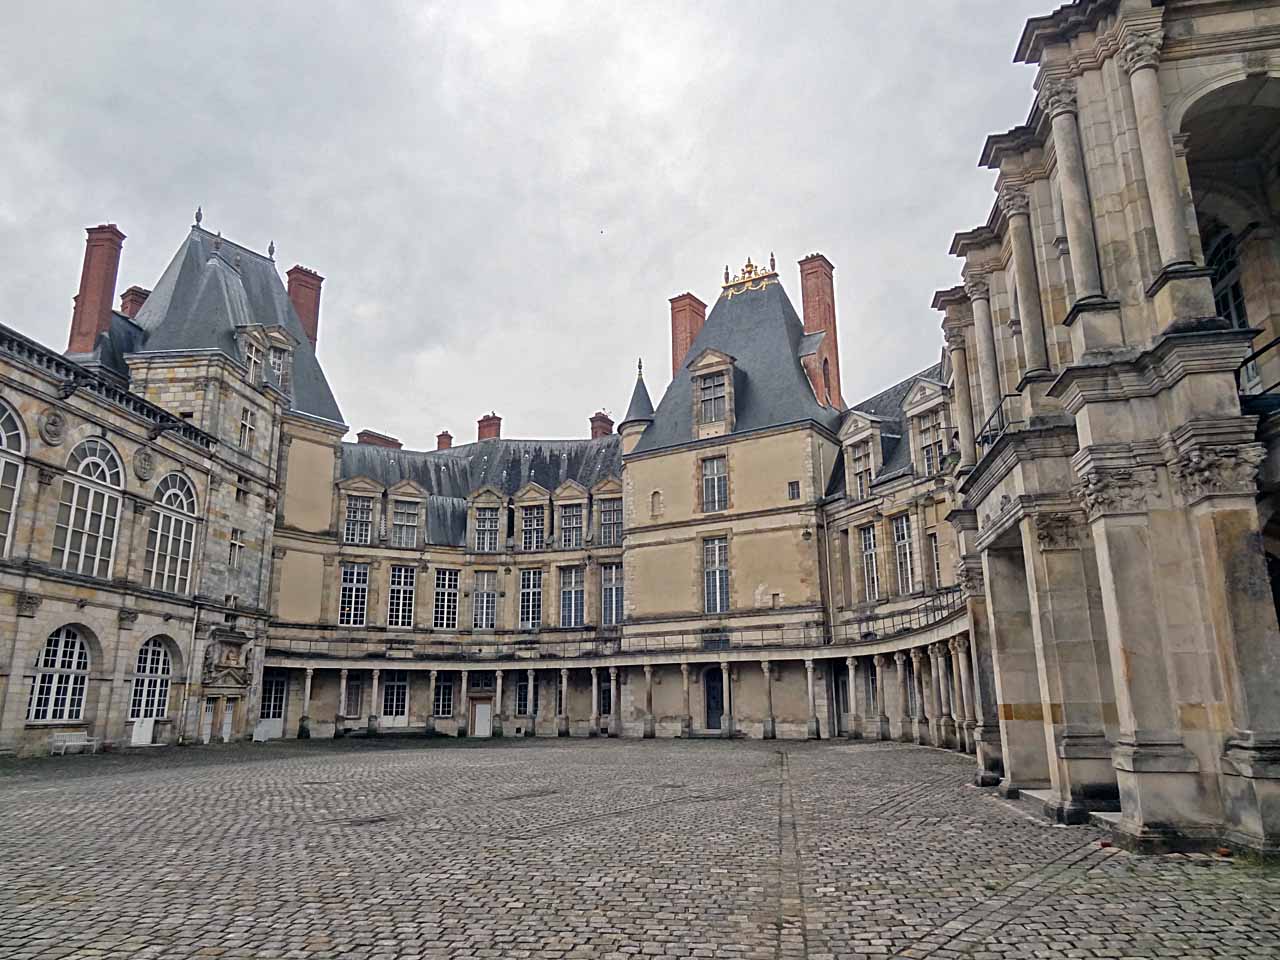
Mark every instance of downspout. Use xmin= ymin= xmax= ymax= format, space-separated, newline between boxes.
xmin=178 ymin=452 xmax=218 ymax=743
xmin=818 ymin=436 xmax=839 ymax=739
xmin=178 ymin=602 xmax=201 ymax=743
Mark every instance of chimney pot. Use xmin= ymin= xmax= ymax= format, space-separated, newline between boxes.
xmin=119 ymin=285 xmax=151 ymax=319
xmin=355 ymin=429 xmax=402 ymax=449
xmin=798 ymin=253 xmax=842 ymax=409
xmin=287 ymin=265 xmax=324 ymax=347
xmin=477 ymin=413 xmax=502 ymax=441
xmin=669 ymin=292 xmax=707 ymax=377
xmin=68 ymin=224 xmax=126 ymax=354
xmin=436 ymin=430 xmax=453 ymax=450
xmin=590 ymin=411 xmax=614 ymax=439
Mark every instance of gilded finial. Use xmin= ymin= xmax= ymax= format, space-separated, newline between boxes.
xmin=268 ymin=240 xmax=275 ymax=260
xmin=722 ymin=253 xmax=781 ymax=294
xmin=194 ymin=205 xmax=202 ymax=226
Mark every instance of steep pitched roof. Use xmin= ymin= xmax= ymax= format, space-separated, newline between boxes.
xmin=620 ymin=365 xmax=654 ymax=427
xmin=631 ymin=279 xmax=842 ymax=454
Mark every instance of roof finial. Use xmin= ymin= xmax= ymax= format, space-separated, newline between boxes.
xmin=637 ymin=357 xmax=644 ymax=379
xmin=268 ymin=240 xmax=275 ymax=260
xmin=213 ymin=231 xmax=222 ymax=252
xmin=769 ymin=251 xmax=775 ymax=272
xmin=194 ymin=205 xmax=202 ymax=226
xmin=724 ymin=264 xmax=730 ymax=284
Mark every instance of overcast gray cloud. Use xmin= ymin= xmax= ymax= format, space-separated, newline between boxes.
xmin=1 ymin=0 xmax=1048 ymax=445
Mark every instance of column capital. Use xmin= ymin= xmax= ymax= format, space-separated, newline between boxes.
xmin=804 ymin=658 xmax=814 ymax=672
xmin=894 ymin=650 xmax=906 ymax=664
xmin=644 ymin=664 xmax=653 ymax=677
xmin=305 ymin=667 xmax=314 ymax=677
xmin=1119 ymin=29 xmax=1163 ymax=75
xmin=1037 ymin=77 xmax=1077 ymax=118
xmin=495 ymin=668 xmax=503 ymax=678
xmin=680 ymin=662 xmax=690 ymax=678
xmin=910 ymin=647 xmax=925 ymax=666
xmin=609 ymin=666 xmax=618 ymax=678
xmin=845 ymin=655 xmax=854 ymax=668
xmin=371 ymin=668 xmax=380 ymax=679
xmin=963 ymin=275 xmax=990 ymax=301
xmin=590 ymin=666 xmax=598 ymax=677
xmin=429 ymin=669 xmax=437 ymax=679
xmin=874 ymin=654 xmax=889 ymax=668
xmin=997 ymin=186 xmax=1030 ymax=219
xmin=944 ymin=328 xmax=968 ymax=353
xmin=560 ymin=667 xmax=569 ymax=678
xmin=340 ymin=668 xmax=348 ymax=678
xmin=761 ymin=659 xmax=772 ymax=673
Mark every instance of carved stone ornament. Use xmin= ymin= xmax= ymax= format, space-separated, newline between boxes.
xmin=963 ymin=276 xmax=990 ymax=301
xmin=37 ymin=409 xmax=66 ymax=446
xmin=1074 ymin=467 xmax=1160 ymax=519
xmin=118 ymin=608 xmax=139 ymax=628
xmin=944 ymin=330 xmax=968 ymax=353
xmin=37 ymin=467 xmax=56 ymax=486
xmin=997 ymin=188 xmax=1030 ymax=219
xmin=16 ymin=592 xmax=41 ymax=618
xmin=1037 ymin=78 xmax=1077 ymax=118
xmin=1034 ymin=511 xmax=1082 ymax=551
xmin=1168 ymin=444 xmax=1266 ymax=504
xmin=1119 ymin=30 xmax=1164 ymax=75
xmin=955 ymin=560 xmax=985 ymax=598
xmin=132 ymin=446 xmax=155 ymax=481
xmin=910 ymin=647 xmax=925 ymax=665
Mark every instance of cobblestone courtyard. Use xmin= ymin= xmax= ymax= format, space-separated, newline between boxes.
xmin=1 ymin=739 xmax=1278 ymax=960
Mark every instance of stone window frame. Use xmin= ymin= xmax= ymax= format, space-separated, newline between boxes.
xmin=472 ymin=569 xmax=498 ymax=630
xmin=860 ymin=522 xmax=880 ymax=602
xmin=389 ymin=497 xmax=421 ymax=549
xmin=432 ymin=677 xmax=454 ymax=718
xmin=519 ymin=567 xmax=544 ymax=628
xmin=238 ymin=406 xmax=256 ymax=450
xmin=699 ymin=370 xmax=727 ymax=424
xmin=890 ymin=513 xmax=915 ymax=596
xmin=267 ymin=344 xmax=292 ymax=396
xmin=469 ymin=487 xmax=505 ymax=553
xmin=521 ymin=505 xmax=546 ymax=551
xmin=601 ymin=562 xmax=623 ymax=626
xmin=145 ymin=473 xmax=200 ymax=595
xmin=433 ymin=567 xmax=460 ymax=629
xmin=228 ymin=527 xmax=245 ymax=572
xmin=702 ymin=533 xmax=731 ymax=614
xmin=338 ymin=561 xmax=370 ymax=627
xmin=27 ymin=626 xmax=91 ymax=723
xmin=929 ymin=531 xmax=942 ymax=591
xmin=700 ymin=454 xmax=730 ymax=513
xmin=902 ymin=383 xmax=949 ymax=478
xmin=243 ymin=339 xmax=264 ymax=386
xmin=687 ymin=349 xmax=738 ymax=441
xmin=598 ymin=497 xmax=623 ymax=545
xmin=52 ymin=438 xmax=125 ymax=580
xmin=129 ymin=637 xmax=172 ymax=721
xmin=559 ymin=565 xmax=585 ymax=628
xmin=387 ymin=564 xmax=417 ymax=628
xmin=343 ymin=494 xmax=375 ymax=545
xmin=559 ymin=502 xmax=585 ymax=549
xmin=787 ymin=480 xmax=801 ymax=501
xmin=516 ymin=675 xmax=540 ymax=717
xmin=0 ymin=397 xmax=26 ymax=561
xmin=260 ymin=674 xmax=287 ymax=720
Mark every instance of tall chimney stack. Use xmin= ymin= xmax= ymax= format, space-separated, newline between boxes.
xmin=590 ymin=411 xmax=614 ymax=439
xmin=477 ymin=413 xmax=502 ymax=441
xmin=68 ymin=224 xmax=126 ymax=355
xmin=119 ymin=286 xmax=150 ymax=319
xmin=798 ymin=253 xmax=843 ymax=408
xmin=287 ymin=265 xmax=324 ymax=347
xmin=437 ymin=430 xmax=453 ymax=450
xmin=355 ymin=429 xmax=402 ymax=449
xmin=669 ymin=292 xmax=707 ymax=377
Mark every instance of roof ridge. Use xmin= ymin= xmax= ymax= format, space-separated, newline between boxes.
xmin=192 ymin=225 xmax=274 ymax=266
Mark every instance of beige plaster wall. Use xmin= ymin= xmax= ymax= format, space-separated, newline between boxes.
xmin=284 ymin=438 xmax=335 ymax=533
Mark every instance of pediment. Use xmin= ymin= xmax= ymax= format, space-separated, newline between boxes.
xmin=336 ymin=475 xmax=384 ymax=495
xmin=838 ymin=410 xmax=884 ymax=441
xmin=591 ymin=477 xmax=622 ymax=497
xmin=513 ymin=482 xmax=550 ymax=503
xmin=553 ymin=479 xmax=588 ymax=501
xmin=686 ymin=347 xmax=736 ymax=371
xmin=469 ymin=485 xmax=505 ymax=505
xmin=388 ymin=479 xmax=427 ymax=499
xmin=903 ymin=379 xmax=946 ymax=415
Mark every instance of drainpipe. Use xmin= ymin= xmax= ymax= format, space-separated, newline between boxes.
xmin=177 ymin=602 xmax=201 ymax=743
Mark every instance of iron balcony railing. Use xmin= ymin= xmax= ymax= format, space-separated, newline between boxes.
xmin=1237 ymin=334 xmax=1279 ymax=395
xmin=266 ymin=588 xmax=966 ymax=664
xmin=976 ymin=393 xmax=1023 ymax=457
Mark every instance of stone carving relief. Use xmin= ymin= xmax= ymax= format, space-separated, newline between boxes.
xmin=954 ymin=559 xmax=985 ymax=599
xmin=16 ymin=593 xmax=41 ymax=618
xmin=118 ymin=608 xmax=139 ymax=628
xmin=997 ymin=188 xmax=1030 ymax=219
xmin=1074 ymin=467 xmax=1160 ymax=520
xmin=133 ymin=447 xmax=155 ymax=481
xmin=202 ymin=635 xmax=252 ymax=689
xmin=1033 ymin=512 xmax=1082 ymax=550
xmin=963 ymin=276 xmax=990 ymax=301
xmin=1037 ymin=78 xmax=1077 ymax=118
xmin=37 ymin=409 xmax=66 ymax=446
xmin=1168 ymin=444 xmax=1265 ymax=504
xmin=1119 ymin=30 xmax=1164 ymax=75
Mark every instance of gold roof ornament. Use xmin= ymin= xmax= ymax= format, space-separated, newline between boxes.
xmin=722 ymin=253 xmax=780 ymax=297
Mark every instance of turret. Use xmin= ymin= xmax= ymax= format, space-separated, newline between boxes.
xmin=618 ymin=358 xmax=654 ymax=456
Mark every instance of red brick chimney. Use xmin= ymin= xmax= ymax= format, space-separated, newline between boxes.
xmin=287 ymin=265 xmax=323 ymax=347
xmin=590 ymin=411 xmax=614 ymax=439
xmin=477 ymin=413 xmax=502 ymax=441
xmin=670 ymin=292 xmax=707 ymax=377
xmin=119 ymin=285 xmax=150 ymax=319
xmin=68 ymin=224 xmax=126 ymax=354
xmin=356 ymin=429 xmax=402 ymax=449
xmin=798 ymin=253 xmax=843 ymax=409
xmin=436 ymin=430 xmax=453 ymax=450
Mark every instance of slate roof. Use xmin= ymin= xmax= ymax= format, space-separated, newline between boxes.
xmin=340 ymin=436 xmax=622 ymax=547
xmin=620 ymin=367 xmax=654 ymax=426
xmin=631 ymin=279 xmax=843 ymax=455
xmin=83 ymin=226 xmax=344 ymax=426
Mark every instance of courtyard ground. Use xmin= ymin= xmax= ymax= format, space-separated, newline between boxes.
xmin=0 ymin=738 xmax=1277 ymax=960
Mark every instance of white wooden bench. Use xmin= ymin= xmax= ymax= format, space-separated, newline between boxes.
xmin=48 ymin=732 xmax=100 ymax=755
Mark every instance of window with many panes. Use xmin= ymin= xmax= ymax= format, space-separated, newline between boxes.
xmin=129 ymin=637 xmax=172 ymax=720
xmin=861 ymin=524 xmax=880 ymax=601
xmin=601 ymin=563 xmax=623 ymax=626
xmin=559 ymin=566 xmax=585 ymax=627
xmin=244 ymin=341 xmax=263 ymax=384
xmin=517 ymin=676 xmax=540 ymax=716
xmin=344 ymin=495 xmax=374 ymax=544
xmin=703 ymin=536 xmax=730 ymax=614
xmin=228 ymin=528 xmax=244 ymax=571
xmin=701 ymin=456 xmax=727 ymax=512
xmin=145 ymin=473 xmax=198 ymax=594
xmin=929 ymin=532 xmax=941 ymax=590
xmin=433 ymin=677 xmax=454 ymax=717
xmin=382 ymin=671 xmax=408 ymax=718
xmin=433 ymin=568 xmax=459 ymax=629
xmin=560 ymin=503 xmax=583 ymax=548
xmin=850 ymin=441 xmax=873 ymax=499
xmin=520 ymin=568 xmax=543 ymax=627
xmin=268 ymin=346 xmax=291 ymax=395
xmin=387 ymin=564 xmax=416 ymax=628
xmin=27 ymin=626 xmax=89 ymax=722
xmin=52 ymin=439 xmax=123 ymax=579
xmin=918 ymin=409 xmax=945 ymax=475
xmin=475 ymin=506 xmax=500 ymax=552
xmin=343 ymin=678 xmax=363 ymax=717
xmin=787 ymin=480 xmax=800 ymax=501
xmin=521 ymin=505 xmax=545 ymax=550
xmin=892 ymin=514 xmax=914 ymax=595
xmin=700 ymin=372 xmax=726 ymax=423
xmin=391 ymin=500 xmax=418 ymax=548
xmin=0 ymin=400 xmax=25 ymax=560
xmin=338 ymin=562 xmax=369 ymax=626
xmin=599 ymin=498 xmax=622 ymax=546
xmin=473 ymin=570 xmax=497 ymax=629
xmin=260 ymin=674 xmax=286 ymax=719
xmin=238 ymin=407 xmax=256 ymax=450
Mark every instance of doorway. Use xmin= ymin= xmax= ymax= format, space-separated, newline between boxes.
xmin=201 ymin=697 xmax=215 ymax=744
xmin=704 ymin=668 xmax=723 ymax=730
xmin=382 ymin=670 xmax=409 ymax=728
xmin=220 ymin=698 xmax=237 ymax=742
xmin=471 ymin=699 xmax=493 ymax=737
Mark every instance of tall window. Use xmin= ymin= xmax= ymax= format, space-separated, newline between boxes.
xmin=52 ymin=439 xmax=123 ymax=579
xmin=268 ymin=346 xmax=291 ymax=395
xmin=701 ymin=457 xmax=728 ymax=512
xmin=145 ymin=473 xmax=198 ymax=594
xmin=391 ymin=500 xmax=418 ymax=548
xmin=601 ymin=563 xmax=623 ymax=626
xmin=129 ymin=638 xmax=172 ymax=720
xmin=387 ymin=565 xmax=416 ymax=628
xmin=433 ymin=568 xmax=459 ymax=629
xmin=338 ymin=562 xmax=369 ymax=626
xmin=261 ymin=675 xmax=287 ymax=719
xmin=228 ymin=528 xmax=244 ymax=571
xmin=27 ymin=626 xmax=89 ymax=722
xmin=850 ymin=441 xmax=873 ymax=499
xmin=238 ymin=407 xmax=256 ymax=450
xmin=521 ymin=505 xmax=545 ymax=550
xmin=1209 ymin=231 xmax=1256 ymax=388
xmin=383 ymin=671 xmax=408 ymax=718
xmin=473 ymin=570 xmax=497 ymax=629
xmin=560 ymin=503 xmax=583 ymax=548
xmin=704 ymin=536 xmax=730 ymax=614
xmin=244 ymin=341 xmax=263 ymax=384
xmin=598 ymin=677 xmax=613 ymax=717
xmin=599 ymin=498 xmax=622 ymax=546
xmin=559 ymin=566 xmax=585 ymax=627
xmin=861 ymin=524 xmax=880 ymax=602
xmin=517 ymin=676 xmax=540 ymax=716
xmin=892 ymin=514 xmax=915 ymax=595
xmin=343 ymin=678 xmax=362 ymax=717
xmin=700 ymin=372 xmax=726 ymax=423
xmin=433 ymin=677 xmax=454 ymax=717
xmin=0 ymin=400 xmax=25 ymax=560
xmin=929 ymin=532 xmax=942 ymax=590
xmin=475 ymin=506 xmax=500 ymax=552
xmin=344 ymin=495 xmax=374 ymax=544
xmin=519 ymin=568 xmax=543 ymax=628
xmin=918 ymin=410 xmax=945 ymax=475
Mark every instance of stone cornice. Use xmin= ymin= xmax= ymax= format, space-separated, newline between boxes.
xmin=931 ymin=285 xmax=969 ymax=312
xmin=950 ymin=224 xmax=1001 ymax=259
xmin=973 ymin=491 xmax=1079 ymax=553
xmin=1015 ymin=0 xmax=1118 ymax=65
xmin=959 ymin=417 xmax=1079 ymax=509
xmin=981 ymin=125 xmax=1045 ymax=171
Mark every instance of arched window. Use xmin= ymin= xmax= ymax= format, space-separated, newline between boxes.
xmin=650 ymin=490 xmax=662 ymax=518
xmin=822 ymin=358 xmax=832 ymax=405
xmin=52 ymin=439 xmax=124 ymax=578
xmin=0 ymin=399 xmax=25 ymax=560
xmin=129 ymin=638 xmax=172 ymax=720
xmin=145 ymin=473 xmax=198 ymax=594
xmin=27 ymin=626 xmax=90 ymax=722
xmin=1208 ymin=230 xmax=1249 ymax=331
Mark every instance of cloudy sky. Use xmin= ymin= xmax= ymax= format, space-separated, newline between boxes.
xmin=1 ymin=0 xmax=1048 ymax=446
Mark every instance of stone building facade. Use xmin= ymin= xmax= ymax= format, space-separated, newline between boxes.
xmin=1 ymin=0 xmax=1278 ymax=857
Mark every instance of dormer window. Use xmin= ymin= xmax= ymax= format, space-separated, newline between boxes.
xmin=700 ymin=372 xmax=726 ymax=423
xmin=244 ymin=341 xmax=263 ymax=385
xmin=268 ymin=346 xmax=292 ymax=395
xmin=850 ymin=441 xmax=873 ymax=499
xmin=918 ymin=409 xmax=945 ymax=475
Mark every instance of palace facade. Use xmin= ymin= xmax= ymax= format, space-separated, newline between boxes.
xmin=2 ymin=0 xmax=1279 ymax=857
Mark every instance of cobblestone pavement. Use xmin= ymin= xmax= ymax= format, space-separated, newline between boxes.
xmin=2 ymin=738 xmax=1278 ymax=959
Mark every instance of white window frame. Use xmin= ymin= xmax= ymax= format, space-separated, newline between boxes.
xmin=521 ymin=505 xmax=545 ymax=551
xmin=433 ymin=568 xmax=459 ymax=629
xmin=519 ymin=568 xmax=543 ymax=628
xmin=27 ymin=626 xmax=90 ymax=723
xmin=244 ymin=340 xmax=263 ymax=385
xmin=228 ymin=527 xmax=244 ymax=572
xmin=268 ymin=345 xmax=292 ymax=395
xmin=918 ymin=409 xmax=945 ymax=476
xmin=473 ymin=570 xmax=497 ymax=629
xmin=52 ymin=439 xmax=123 ymax=580
xmin=860 ymin=524 xmax=880 ymax=601
xmin=391 ymin=499 xmax=419 ymax=548
xmin=517 ymin=676 xmax=540 ymax=717
xmin=475 ymin=506 xmax=500 ymax=552
xmin=701 ymin=456 xmax=728 ymax=512
xmin=700 ymin=371 xmax=726 ymax=423
xmin=850 ymin=441 xmax=873 ymax=499
xmin=0 ymin=399 xmax=26 ymax=560
xmin=129 ymin=638 xmax=172 ymax=720
xmin=601 ymin=563 xmax=623 ymax=626
xmin=260 ymin=674 xmax=287 ymax=720
xmin=599 ymin=498 xmax=622 ymax=546
xmin=559 ymin=566 xmax=585 ymax=627
xmin=344 ymin=495 xmax=374 ymax=545
xmin=703 ymin=536 xmax=730 ymax=614
xmin=382 ymin=670 xmax=408 ymax=718
xmin=560 ymin=503 xmax=583 ymax=549
xmin=892 ymin=514 xmax=915 ymax=595
xmin=145 ymin=473 xmax=198 ymax=595
xmin=387 ymin=564 xmax=417 ymax=628
xmin=238 ymin=407 xmax=256 ymax=450
xmin=343 ymin=677 xmax=363 ymax=718
xmin=929 ymin=532 xmax=941 ymax=590
xmin=338 ymin=562 xmax=369 ymax=626
xmin=433 ymin=677 xmax=454 ymax=717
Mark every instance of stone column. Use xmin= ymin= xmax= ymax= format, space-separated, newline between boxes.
xmin=426 ymin=670 xmax=437 ymax=736
xmin=590 ymin=667 xmax=600 ymax=737
xmin=845 ymin=657 xmax=859 ymax=740
xmin=642 ymin=665 xmax=655 ymax=739
xmin=911 ymin=648 xmax=929 ymax=745
xmin=679 ymin=663 xmax=691 ymax=737
xmin=965 ymin=277 xmax=1001 ymax=425
xmin=719 ymin=659 xmax=732 ymax=737
xmin=804 ymin=659 xmax=819 ymax=739
xmin=458 ymin=669 xmax=469 ymax=738
xmin=951 ymin=637 xmax=977 ymax=756
xmin=761 ymin=661 xmax=776 ymax=740
xmin=1039 ymin=79 xmax=1103 ymax=299
xmin=558 ymin=667 xmax=569 ymax=737
xmin=874 ymin=655 xmax=890 ymax=740
xmin=946 ymin=642 xmax=966 ymax=754
xmin=337 ymin=668 xmax=348 ymax=732
xmin=926 ymin=647 xmax=944 ymax=746
xmin=1119 ymin=31 xmax=1192 ymax=269
xmin=944 ymin=329 xmax=977 ymax=468
xmin=895 ymin=651 xmax=911 ymax=742
xmin=608 ymin=667 xmax=620 ymax=738
xmin=369 ymin=668 xmax=380 ymax=736
xmin=493 ymin=669 xmax=504 ymax=738
xmin=526 ymin=668 xmax=536 ymax=738
xmin=299 ymin=667 xmax=313 ymax=739
xmin=998 ymin=187 xmax=1050 ymax=375
xmin=935 ymin=644 xmax=957 ymax=748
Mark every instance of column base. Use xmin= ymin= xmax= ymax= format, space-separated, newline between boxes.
xmin=492 ymin=718 xmax=504 ymax=738
xmin=643 ymin=718 xmax=655 ymax=739
xmin=588 ymin=717 xmax=599 ymax=738
xmin=939 ymin=717 xmax=957 ymax=749
xmin=367 ymin=715 xmax=380 ymax=736
xmin=298 ymin=716 xmax=311 ymax=740
xmin=557 ymin=715 xmax=569 ymax=737
xmin=876 ymin=718 xmax=890 ymax=741
xmin=720 ymin=713 xmax=733 ymax=738
xmin=763 ymin=717 xmax=776 ymax=740
xmin=679 ymin=717 xmax=691 ymax=738
xmin=806 ymin=717 xmax=819 ymax=740
xmin=914 ymin=718 xmax=929 ymax=745
xmin=424 ymin=718 xmax=435 ymax=736
xmin=964 ymin=720 xmax=978 ymax=755
xmin=898 ymin=719 xmax=913 ymax=743
xmin=1218 ymin=741 xmax=1280 ymax=857
xmin=1111 ymin=741 xmax=1218 ymax=849
xmin=974 ymin=770 xmax=1001 ymax=788
xmin=523 ymin=720 xmax=536 ymax=738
